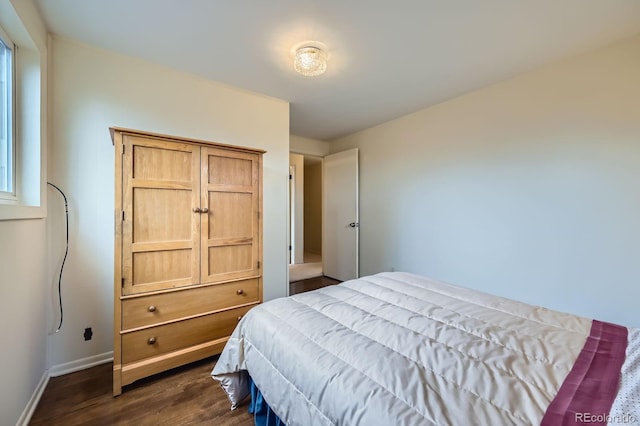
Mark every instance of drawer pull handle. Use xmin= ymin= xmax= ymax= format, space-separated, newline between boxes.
xmin=237 ymin=316 xmax=242 ymax=321
xmin=236 ymin=289 xmax=244 ymax=295
xmin=147 ymin=305 xmax=157 ymax=313
xmin=147 ymin=337 xmax=157 ymax=345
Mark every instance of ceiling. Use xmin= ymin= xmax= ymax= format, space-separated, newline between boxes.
xmin=35 ymin=1 xmax=640 ymax=141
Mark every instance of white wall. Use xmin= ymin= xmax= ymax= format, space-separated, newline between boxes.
xmin=0 ymin=220 xmax=48 ymax=425
xmin=0 ymin=1 xmax=48 ymax=425
xmin=48 ymin=37 xmax=289 ymax=370
xmin=290 ymin=134 xmax=330 ymax=157
xmin=331 ymin=34 xmax=640 ymax=328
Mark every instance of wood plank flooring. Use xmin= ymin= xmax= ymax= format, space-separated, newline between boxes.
xmin=289 ymin=275 xmax=340 ymax=295
xmin=30 ymin=276 xmax=341 ymax=425
xmin=29 ymin=357 xmax=252 ymax=426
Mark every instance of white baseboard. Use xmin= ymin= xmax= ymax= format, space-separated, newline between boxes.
xmin=15 ymin=371 xmax=49 ymax=426
xmin=15 ymin=352 xmax=113 ymax=425
xmin=15 ymin=352 xmax=113 ymax=426
xmin=49 ymin=351 xmax=114 ymax=377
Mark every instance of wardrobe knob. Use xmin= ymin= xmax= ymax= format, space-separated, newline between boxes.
xmin=236 ymin=289 xmax=244 ymax=295
xmin=201 ymin=207 xmax=209 ymax=214
xmin=147 ymin=337 xmax=157 ymax=345
xmin=193 ymin=207 xmax=201 ymax=213
xmin=147 ymin=305 xmax=156 ymax=313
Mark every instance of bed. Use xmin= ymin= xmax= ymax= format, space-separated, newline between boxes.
xmin=211 ymin=272 xmax=640 ymax=425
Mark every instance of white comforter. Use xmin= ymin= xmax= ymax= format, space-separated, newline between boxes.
xmin=212 ymin=272 xmax=639 ymax=426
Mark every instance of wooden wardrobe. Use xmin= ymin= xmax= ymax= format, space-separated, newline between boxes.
xmin=111 ymin=127 xmax=264 ymax=395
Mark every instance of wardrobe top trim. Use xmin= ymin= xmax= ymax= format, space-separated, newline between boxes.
xmin=109 ymin=127 xmax=267 ymax=154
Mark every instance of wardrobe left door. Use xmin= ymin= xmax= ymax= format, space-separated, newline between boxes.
xmin=121 ymin=135 xmax=201 ymax=295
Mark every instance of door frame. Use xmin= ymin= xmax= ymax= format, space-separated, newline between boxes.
xmin=288 ymin=165 xmax=295 ymax=265
xmin=289 ymin=153 xmax=304 ymax=264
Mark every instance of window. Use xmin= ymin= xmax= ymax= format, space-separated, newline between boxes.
xmin=0 ymin=26 xmax=13 ymax=197
xmin=0 ymin=1 xmax=45 ymax=220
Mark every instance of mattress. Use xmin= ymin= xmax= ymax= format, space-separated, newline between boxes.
xmin=212 ymin=272 xmax=640 ymax=425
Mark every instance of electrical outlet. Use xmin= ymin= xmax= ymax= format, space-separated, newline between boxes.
xmin=84 ymin=327 xmax=93 ymax=341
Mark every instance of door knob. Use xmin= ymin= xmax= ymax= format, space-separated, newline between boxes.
xmin=349 ymin=222 xmax=359 ymax=228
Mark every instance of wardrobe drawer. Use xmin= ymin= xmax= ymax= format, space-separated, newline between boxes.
xmin=122 ymin=279 xmax=259 ymax=330
xmin=121 ymin=305 xmax=253 ymax=364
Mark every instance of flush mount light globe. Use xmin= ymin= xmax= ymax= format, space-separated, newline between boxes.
xmin=294 ymin=46 xmax=328 ymax=77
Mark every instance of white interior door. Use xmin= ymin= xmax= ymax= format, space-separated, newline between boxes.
xmin=323 ymin=148 xmax=359 ymax=281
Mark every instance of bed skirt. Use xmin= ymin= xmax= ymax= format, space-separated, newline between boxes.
xmin=249 ymin=376 xmax=286 ymax=426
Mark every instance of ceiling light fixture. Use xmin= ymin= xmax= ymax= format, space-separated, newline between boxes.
xmin=294 ymin=45 xmax=328 ymax=77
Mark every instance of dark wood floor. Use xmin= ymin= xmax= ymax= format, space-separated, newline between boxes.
xmin=30 ymin=357 xmax=252 ymax=426
xmin=30 ymin=276 xmax=340 ymax=425
xmin=290 ymin=275 xmax=340 ymax=295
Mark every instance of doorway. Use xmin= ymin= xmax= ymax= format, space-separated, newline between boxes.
xmin=289 ymin=153 xmax=324 ymax=282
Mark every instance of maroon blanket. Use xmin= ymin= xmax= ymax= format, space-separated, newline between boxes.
xmin=542 ymin=320 xmax=628 ymax=426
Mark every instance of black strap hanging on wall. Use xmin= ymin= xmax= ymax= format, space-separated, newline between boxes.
xmin=47 ymin=182 xmax=68 ymax=333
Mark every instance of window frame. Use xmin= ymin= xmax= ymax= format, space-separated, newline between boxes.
xmin=0 ymin=0 xmax=46 ymax=220
xmin=0 ymin=23 xmax=15 ymax=201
